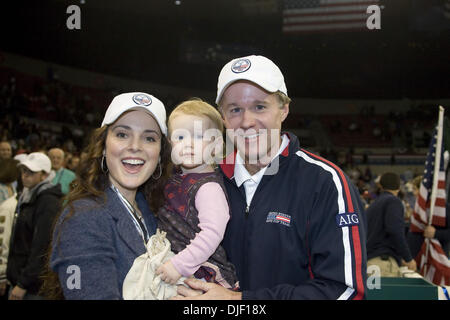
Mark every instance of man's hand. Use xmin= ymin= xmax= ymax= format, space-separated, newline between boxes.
xmin=424 ymin=225 xmax=436 ymax=239
xmin=171 ymin=278 xmax=242 ymax=300
xmin=9 ymin=285 xmax=26 ymax=300
xmin=156 ymin=260 xmax=182 ymax=285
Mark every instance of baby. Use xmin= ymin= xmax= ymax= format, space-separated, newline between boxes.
xmin=156 ymin=99 xmax=238 ymax=289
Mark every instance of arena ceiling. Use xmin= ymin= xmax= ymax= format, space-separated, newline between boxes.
xmin=1 ymin=0 xmax=449 ymax=99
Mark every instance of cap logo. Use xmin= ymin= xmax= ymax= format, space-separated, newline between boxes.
xmin=231 ymin=59 xmax=251 ymax=73
xmin=132 ymin=94 xmax=152 ymax=106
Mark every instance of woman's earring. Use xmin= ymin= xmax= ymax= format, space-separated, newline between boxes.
xmin=152 ymin=159 xmax=162 ymax=180
xmin=101 ymin=152 xmax=108 ymax=174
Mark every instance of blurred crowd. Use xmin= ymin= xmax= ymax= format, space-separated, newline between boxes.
xmin=0 ymin=68 xmax=187 ymax=161
xmin=346 ymin=165 xmax=424 ymax=227
xmin=0 ymin=63 xmax=448 ymax=298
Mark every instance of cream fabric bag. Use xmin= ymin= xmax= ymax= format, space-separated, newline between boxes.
xmin=123 ymin=229 xmax=186 ymax=300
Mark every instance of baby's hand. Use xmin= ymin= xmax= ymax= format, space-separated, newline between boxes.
xmin=156 ymin=260 xmax=182 ymax=284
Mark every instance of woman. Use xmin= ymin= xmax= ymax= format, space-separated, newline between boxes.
xmin=43 ymin=92 xmax=171 ymax=299
xmin=0 ymin=158 xmax=21 ymax=298
xmin=0 ymin=158 xmax=20 ymax=204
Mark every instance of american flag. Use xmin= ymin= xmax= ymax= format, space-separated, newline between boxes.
xmin=410 ymin=108 xmax=450 ymax=286
xmin=276 ymin=215 xmax=291 ymax=224
xmin=282 ymin=0 xmax=380 ymax=34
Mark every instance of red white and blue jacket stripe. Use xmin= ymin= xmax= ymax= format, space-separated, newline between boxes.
xmin=219 ymin=132 xmax=367 ymax=300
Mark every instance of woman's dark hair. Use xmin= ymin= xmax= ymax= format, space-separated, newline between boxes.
xmin=40 ymin=125 xmax=172 ymax=299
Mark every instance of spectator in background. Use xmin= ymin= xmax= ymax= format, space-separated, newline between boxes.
xmin=66 ymin=154 xmax=80 ymax=172
xmin=48 ymin=148 xmax=76 ymax=195
xmin=0 ymin=142 xmax=12 ymax=159
xmin=366 ymin=172 xmax=417 ymax=277
xmin=0 ymin=159 xmax=22 ymax=299
xmin=0 ymin=194 xmax=19 ymax=299
xmin=402 ymin=175 xmax=421 ymax=227
xmin=0 ymin=158 xmax=20 ymax=204
xmin=411 ymin=175 xmax=422 ymax=199
xmin=7 ymin=153 xmax=63 ymax=300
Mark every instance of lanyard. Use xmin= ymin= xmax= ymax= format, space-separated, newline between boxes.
xmin=110 ymin=185 xmax=150 ymax=244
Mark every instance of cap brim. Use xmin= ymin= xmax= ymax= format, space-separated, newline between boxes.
xmin=19 ymin=162 xmax=40 ymax=173
xmin=102 ymin=106 xmax=167 ymax=136
xmin=216 ymin=77 xmax=279 ymax=105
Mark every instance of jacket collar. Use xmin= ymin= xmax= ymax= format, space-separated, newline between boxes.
xmin=104 ymin=187 xmax=147 ymax=256
xmin=18 ymin=181 xmax=56 ymax=206
xmin=220 ymin=132 xmax=298 ymax=179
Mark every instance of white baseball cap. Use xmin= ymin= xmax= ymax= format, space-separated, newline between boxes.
xmin=19 ymin=152 xmax=52 ymax=174
xmin=216 ymin=55 xmax=288 ymax=104
xmin=14 ymin=153 xmax=28 ymax=164
xmin=101 ymin=92 xmax=167 ymax=136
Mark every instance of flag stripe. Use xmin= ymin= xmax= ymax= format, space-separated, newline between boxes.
xmin=283 ymin=0 xmax=379 ymax=34
xmin=276 ymin=216 xmax=291 ymax=223
xmin=283 ymin=25 xmax=367 ymax=33
xmin=432 ymin=216 xmax=447 ymax=226
xmin=410 ymin=111 xmax=450 ymax=286
xmin=416 ymin=240 xmax=450 ymax=285
xmin=284 ymin=9 xmax=367 ymax=17
xmin=284 ymin=17 xmax=368 ymax=26
xmin=435 ymin=198 xmax=446 ymax=207
xmin=284 ymin=5 xmax=371 ymax=16
xmin=410 ymin=215 xmax=425 ymax=233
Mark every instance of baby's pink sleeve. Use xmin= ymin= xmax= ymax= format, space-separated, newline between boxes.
xmin=170 ymin=182 xmax=230 ymax=277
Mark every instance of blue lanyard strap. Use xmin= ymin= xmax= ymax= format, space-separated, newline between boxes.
xmin=110 ymin=185 xmax=150 ymax=243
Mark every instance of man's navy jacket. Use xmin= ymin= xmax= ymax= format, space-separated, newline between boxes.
xmin=220 ymin=132 xmax=367 ymax=300
xmin=367 ymin=191 xmax=413 ymax=265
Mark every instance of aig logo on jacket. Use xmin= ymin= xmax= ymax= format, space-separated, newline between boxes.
xmin=336 ymin=213 xmax=360 ymax=228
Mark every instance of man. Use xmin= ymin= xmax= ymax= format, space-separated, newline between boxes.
xmin=48 ymin=148 xmax=76 ymax=194
xmin=176 ymin=55 xmax=367 ymax=300
xmin=0 ymin=141 xmax=12 ymax=159
xmin=7 ymin=152 xmax=63 ymax=299
xmin=66 ymin=154 xmax=80 ymax=172
xmin=367 ymin=172 xmax=416 ymax=277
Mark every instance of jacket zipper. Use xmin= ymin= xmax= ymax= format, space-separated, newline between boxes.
xmin=242 ymin=202 xmax=250 ymax=285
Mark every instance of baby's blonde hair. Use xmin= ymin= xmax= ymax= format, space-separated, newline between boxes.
xmin=168 ymin=98 xmax=225 ymax=166
xmin=168 ymin=98 xmax=224 ymax=134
